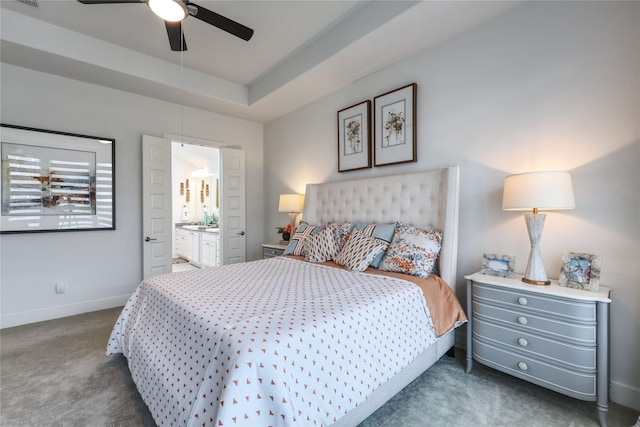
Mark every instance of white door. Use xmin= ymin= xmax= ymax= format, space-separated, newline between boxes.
xmin=220 ymin=148 xmax=246 ymax=264
xmin=142 ymin=135 xmax=172 ymax=278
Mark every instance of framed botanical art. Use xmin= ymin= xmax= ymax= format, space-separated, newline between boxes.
xmin=373 ymin=83 xmax=417 ymax=167
xmin=337 ymin=100 xmax=371 ymax=172
xmin=0 ymin=124 xmax=115 ymax=234
xmin=559 ymin=252 xmax=601 ymax=291
xmin=482 ymin=253 xmax=516 ymax=278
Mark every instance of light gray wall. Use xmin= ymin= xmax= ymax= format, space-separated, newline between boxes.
xmin=0 ymin=64 xmax=264 ymax=326
xmin=264 ymin=2 xmax=640 ymax=410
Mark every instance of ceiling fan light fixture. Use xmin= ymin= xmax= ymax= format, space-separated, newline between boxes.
xmin=147 ymin=0 xmax=188 ymax=22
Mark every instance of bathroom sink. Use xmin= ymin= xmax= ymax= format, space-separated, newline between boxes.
xmin=182 ymin=225 xmax=203 ymax=230
xmin=182 ymin=225 xmax=219 ymax=232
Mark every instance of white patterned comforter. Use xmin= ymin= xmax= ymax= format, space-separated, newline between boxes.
xmin=107 ymin=257 xmax=438 ymax=427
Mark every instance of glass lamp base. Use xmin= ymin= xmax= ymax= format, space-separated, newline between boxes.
xmin=523 ymin=213 xmax=551 ymax=286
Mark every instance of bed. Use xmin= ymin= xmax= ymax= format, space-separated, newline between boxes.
xmin=107 ymin=165 xmax=465 ymax=427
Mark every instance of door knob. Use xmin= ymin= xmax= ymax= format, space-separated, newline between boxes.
xmin=144 ymin=236 xmax=157 ymax=242
xmin=237 ymin=231 xmax=245 ymax=236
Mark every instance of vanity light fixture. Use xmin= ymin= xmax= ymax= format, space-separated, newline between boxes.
xmin=192 ymin=167 xmax=209 ymax=178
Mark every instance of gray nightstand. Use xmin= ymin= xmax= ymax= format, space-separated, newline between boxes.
xmin=262 ymin=243 xmax=288 ymax=259
xmin=465 ymin=272 xmax=611 ymax=427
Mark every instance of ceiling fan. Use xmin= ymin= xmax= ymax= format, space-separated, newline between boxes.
xmin=77 ymin=0 xmax=254 ymax=51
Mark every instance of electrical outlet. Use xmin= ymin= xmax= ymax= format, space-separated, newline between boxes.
xmin=55 ymin=282 xmax=65 ymax=294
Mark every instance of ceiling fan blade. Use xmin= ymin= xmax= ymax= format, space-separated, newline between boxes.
xmin=165 ymin=21 xmax=187 ymax=51
xmin=188 ymin=3 xmax=253 ymax=41
xmin=77 ymin=0 xmax=142 ymax=4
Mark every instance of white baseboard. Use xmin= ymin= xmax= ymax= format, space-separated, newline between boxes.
xmin=0 ymin=295 xmax=130 ymax=329
xmin=611 ymin=381 xmax=640 ymax=412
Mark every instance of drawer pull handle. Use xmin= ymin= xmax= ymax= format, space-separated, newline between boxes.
xmin=517 ymin=316 xmax=528 ymax=325
xmin=518 ymin=297 xmax=528 ymax=306
xmin=518 ymin=362 xmax=528 ymax=371
xmin=518 ymin=338 xmax=528 ymax=347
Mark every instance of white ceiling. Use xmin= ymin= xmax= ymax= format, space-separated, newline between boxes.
xmin=0 ymin=0 xmax=522 ymax=123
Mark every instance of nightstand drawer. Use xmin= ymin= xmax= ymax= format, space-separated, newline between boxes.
xmin=473 ymin=339 xmax=597 ymax=400
xmin=263 ymin=247 xmax=284 ymax=258
xmin=473 ymin=300 xmax=596 ymax=344
xmin=474 ymin=318 xmax=596 ymax=370
xmin=466 ymin=273 xmax=610 ymax=426
xmin=474 ymin=284 xmax=596 ymax=322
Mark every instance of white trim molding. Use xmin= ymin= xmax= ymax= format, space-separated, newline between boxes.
xmin=610 ymin=381 xmax=640 ymax=412
xmin=0 ymin=295 xmax=130 ymax=329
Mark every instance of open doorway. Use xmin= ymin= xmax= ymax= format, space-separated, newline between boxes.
xmin=171 ymin=142 xmax=220 ymax=271
xmin=142 ymin=135 xmax=245 ymax=278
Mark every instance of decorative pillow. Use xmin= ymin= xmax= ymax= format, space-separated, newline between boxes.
xmin=378 ymin=224 xmax=443 ymax=278
xmin=327 ymin=222 xmax=353 ymax=252
xmin=353 ymin=221 xmax=397 ymax=268
xmin=283 ymin=222 xmax=324 ymax=256
xmin=334 ymin=229 xmax=389 ymax=272
xmin=304 ymin=228 xmax=338 ymax=263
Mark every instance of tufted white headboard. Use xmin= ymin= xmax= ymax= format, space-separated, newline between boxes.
xmin=303 ymin=166 xmax=460 ymax=288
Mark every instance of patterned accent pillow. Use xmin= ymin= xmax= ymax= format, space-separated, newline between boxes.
xmin=304 ymin=228 xmax=338 ymax=263
xmin=353 ymin=221 xmax=397 ymax=268
xmin=327 ymin=222 xmax=353 ymax=252
xmin=334 ymin=228 xmax=389 ymax=272
xmin=283 ymin=222 xmax=324 ymax=256
xmin=378 ymin=224 xmax=443 ymax=278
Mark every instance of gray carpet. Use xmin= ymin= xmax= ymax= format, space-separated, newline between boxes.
xmin=1 ymin=307 xmax=638 ymax=427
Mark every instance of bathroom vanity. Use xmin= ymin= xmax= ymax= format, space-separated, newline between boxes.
xmin=175 ymin=225 xmax=220 ymax=267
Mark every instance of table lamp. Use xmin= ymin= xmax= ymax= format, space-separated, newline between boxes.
xmin=502 ymin=171 xmax=575 ymax=285
xmin=278 ymin=194 xmax=305 ymax=232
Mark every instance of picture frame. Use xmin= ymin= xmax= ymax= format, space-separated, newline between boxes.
xmin=337 ymin=100 xmax=371 ymax=172
xmin=559 ymin=252 xmax=601 ymax=291
xmin=482 ymin=253 xmax=516 ymax=278
xmin=373 ymin=83 xmax=417 ymax=167
xmin=1 ymin=124 xmax=115 ymax=234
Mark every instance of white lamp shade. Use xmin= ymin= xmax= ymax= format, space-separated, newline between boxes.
xmin=148 ymin=0 xmax=188 ymax=22
xmin=502 ymin=171 xmax=575 ymax=211
xmin=278 ymin=194 xmax=305 ymax=213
